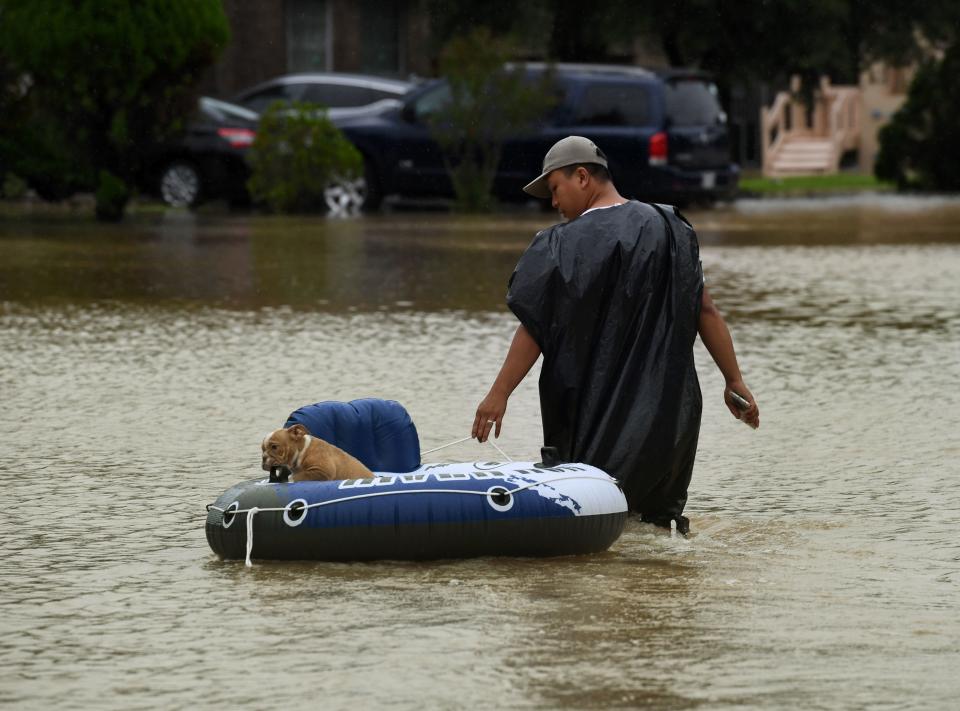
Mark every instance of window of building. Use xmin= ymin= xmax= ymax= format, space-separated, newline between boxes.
xmin=287 ymin=0 xmax=330 ymax=72
xmin=888 ymin=67 xmax=910 ymax=95
xmin=360 ymin=0 xmax=400 ymax=74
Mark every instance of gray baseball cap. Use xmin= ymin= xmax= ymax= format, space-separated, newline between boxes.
xmin=522 ymin=135 xmax=609 ymax=199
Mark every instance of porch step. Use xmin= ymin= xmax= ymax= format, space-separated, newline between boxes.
xmin=769 ymin=138 xmax=835 ymax=176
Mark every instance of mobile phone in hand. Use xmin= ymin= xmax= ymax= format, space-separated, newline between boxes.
xmin=730 ymin=391 xmax=750 ymax=410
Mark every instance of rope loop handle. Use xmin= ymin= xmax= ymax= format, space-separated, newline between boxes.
xmin=420 ymin=436 xmax=513 ymax=462
xmin=245 ymin=507 xmax=259 ymax=567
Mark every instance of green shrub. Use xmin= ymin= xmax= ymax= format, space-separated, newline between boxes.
xmin=94 ymin=170 xmax=130 ymax=222
xmin=246 ymin=101 xmax=364 ymax=213
xmin=875 ymin=42 xmax=960 ymax=191
xmin=0 ymin=0 xmax=229 ymax=220
xmin=429 ymin=29 xmax=556 ymax=212
xmin=2 ymin=172 xmax=27 ymax=199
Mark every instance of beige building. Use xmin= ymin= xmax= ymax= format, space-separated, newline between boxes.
xmin=858 ymin=62 xmax=915 ymax=173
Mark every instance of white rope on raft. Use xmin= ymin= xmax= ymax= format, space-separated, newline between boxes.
xmin=419 ymin=436 xmax=514 ymax=462
xmin=245 ymin=506 xmax=258 ymax=568
xmin=208 ymin=474 xmax=622 ymax=567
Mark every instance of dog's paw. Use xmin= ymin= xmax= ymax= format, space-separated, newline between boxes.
xmin=269 ymin=465 xmax=292 ymax=483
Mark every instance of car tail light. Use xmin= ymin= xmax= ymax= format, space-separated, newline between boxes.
xmin=648 ymin=131 xmax=668 ymax=166
xmin=217 ymin=128 xmax=256 ymax=148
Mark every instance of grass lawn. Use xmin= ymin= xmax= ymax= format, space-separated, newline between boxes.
xmin=739 ymin=173 xmax=894 ymax=195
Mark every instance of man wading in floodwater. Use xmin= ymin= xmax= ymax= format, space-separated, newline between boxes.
xmin=472 ymin=136 xmax=759 ymax=534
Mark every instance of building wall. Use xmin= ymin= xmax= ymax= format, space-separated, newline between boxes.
xmin=203 ymin=0 xmax=431 ymax=99
xmin=203 ymin=0 xmax=287 ymax=98
xmin=858 ymin=62 xmax=913 ymax=172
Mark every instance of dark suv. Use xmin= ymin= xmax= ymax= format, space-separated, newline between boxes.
xmin=333 ymin=63 xmax=738 ymax=209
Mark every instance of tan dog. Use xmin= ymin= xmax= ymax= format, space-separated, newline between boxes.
xmin=261 ymin=424 xmax=374 ymax=482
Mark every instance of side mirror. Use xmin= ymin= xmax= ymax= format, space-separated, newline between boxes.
xmin=401 ymin=103 xmax=417 ymax=124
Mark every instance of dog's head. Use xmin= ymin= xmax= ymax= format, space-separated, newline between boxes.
xmin=261 ymin=424 xmax=309 ymax=471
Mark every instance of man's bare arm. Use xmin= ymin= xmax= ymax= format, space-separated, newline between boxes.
xmin=472 ymin=324 xmax=541 ymax=441
xmin=698 ymin=287 xmax=760 ymax=428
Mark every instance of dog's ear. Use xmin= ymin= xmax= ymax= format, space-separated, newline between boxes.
xmin=287 ymin=423 xmax=308 ymax=439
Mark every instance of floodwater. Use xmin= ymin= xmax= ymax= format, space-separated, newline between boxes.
xmin=1 ymin=195 xmax=958 ymax=709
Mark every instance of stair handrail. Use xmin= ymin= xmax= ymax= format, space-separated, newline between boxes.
xmin=826 ymin=87 xmax=861 ymax=171
xmin=761 ymin=90 xmax=791 ymax=175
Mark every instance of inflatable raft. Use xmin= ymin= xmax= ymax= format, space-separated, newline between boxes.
xmin=205 ymin=399 xmax=628 ymax=564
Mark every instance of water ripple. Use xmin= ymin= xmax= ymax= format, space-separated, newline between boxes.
xmin=1 ymin=209 xmax=959 ymax=709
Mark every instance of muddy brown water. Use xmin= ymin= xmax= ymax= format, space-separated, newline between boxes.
xmin=2 ymin=196 xmax=958 ymax=709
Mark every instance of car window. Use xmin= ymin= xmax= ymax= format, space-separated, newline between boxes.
xmin=242 ymin=85 xmax=301 ymax=113
xmin=665 ymin=79 xmax=724 ymax=127
xmin=370 ymin=86 xmax=406 ymax=101
xmin=412 ymin=83 xmax=452 ymax=122
xmin=573 ymin=84 xmax=652 ymax=126
xmin=302 ymin=84 xmax=376 ymax=108
xmin=200 ymin=98 xmax=260 ymax=123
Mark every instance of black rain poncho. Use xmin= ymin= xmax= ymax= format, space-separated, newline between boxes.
xmin=507 ymin=201 xmax=704 ymax=521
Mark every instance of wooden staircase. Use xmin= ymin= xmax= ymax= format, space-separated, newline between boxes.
xmin=769 ymin=137 xmax=835 ymax=176
xmin=762 ymin=76 xmax=862 ymax=177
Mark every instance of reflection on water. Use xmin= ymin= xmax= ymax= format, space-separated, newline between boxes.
xmin=1 ymin=198 xmax=959 ymax=708
xmin=3 ymin=196 xmax=960 ymax=311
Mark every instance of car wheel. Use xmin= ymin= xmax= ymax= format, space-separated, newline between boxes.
xmin=159 ymin=161 xmax=202 ymax=207
xmin=323 ymin=174 xmax=368 ymax=215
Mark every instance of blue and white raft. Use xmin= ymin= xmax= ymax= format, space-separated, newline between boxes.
xmin=205 ymin=399 xmax=628 ymax=564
